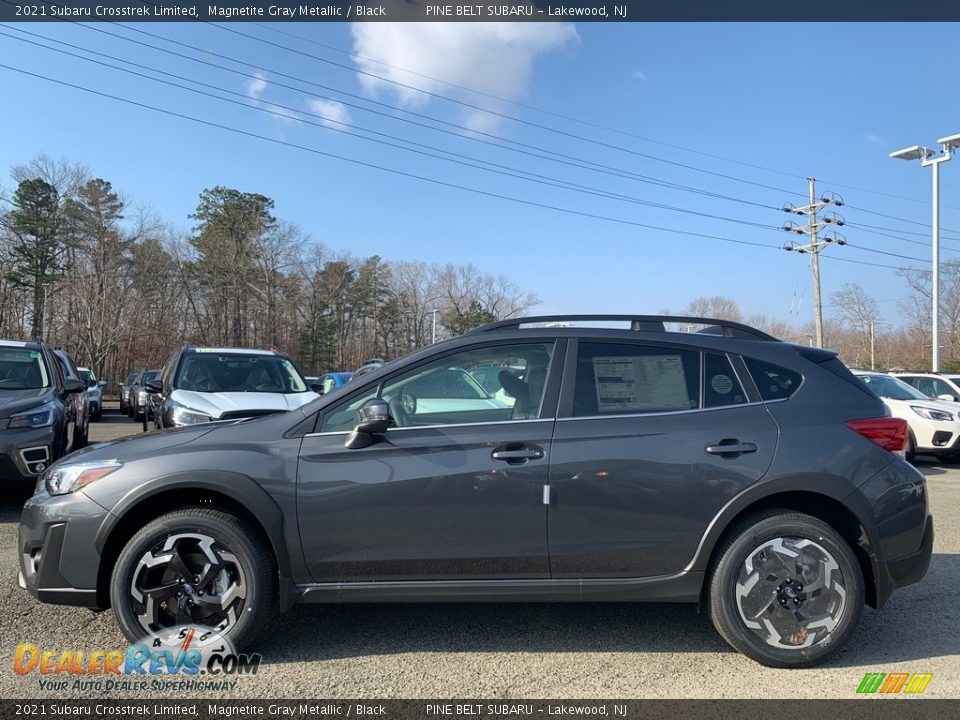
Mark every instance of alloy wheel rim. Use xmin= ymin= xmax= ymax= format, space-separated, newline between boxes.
xmin=734 ymin=536 xmax=847 ymax=649
xmin=130 ymin=532 xmax=246 ymax=637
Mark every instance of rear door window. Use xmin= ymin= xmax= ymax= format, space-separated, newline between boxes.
xmin=573 ymin=342 xmax=700 ymax=417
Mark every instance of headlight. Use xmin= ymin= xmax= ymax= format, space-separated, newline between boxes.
xmin=170 ymin=402 xmax=212 ymax=426
xmin=7 ymin=403 xmax=55 ymax=429
xmin=911 ymin=405 xmax=954 ymax=422
xmin=45 ymin=460 xmax=122 ymax=496
xmin=137 ymin=390 xmax=147 ymax=401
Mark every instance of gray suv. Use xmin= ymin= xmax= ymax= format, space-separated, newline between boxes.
xmin=18 ymin=315 xmax=932 ymax=667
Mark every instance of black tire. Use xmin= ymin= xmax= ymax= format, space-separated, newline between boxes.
xmin=74 ymin=422 xmax=88 ymax=450
xmin=707 ymin=510 xmax=864 ymax=668
xmin=905 ymin=431 xmax=916 ymax=464
xmin=110 ymin=508 xmax=275 ymax=651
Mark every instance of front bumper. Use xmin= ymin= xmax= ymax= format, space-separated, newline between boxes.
xmin=18 ymin=488 xmax=109 ymax=608
xmin=0 ymin=427 xmax=57 ymax=482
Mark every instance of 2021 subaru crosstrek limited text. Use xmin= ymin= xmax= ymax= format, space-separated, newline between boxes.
xmin=18 ymin=316 xmax=933 ymax=667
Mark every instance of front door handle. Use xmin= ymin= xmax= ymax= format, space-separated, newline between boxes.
xmin=491 ymin=444 xmax=545 ymax=464
xmin=705 ymin=440 xmax=758 ymax=456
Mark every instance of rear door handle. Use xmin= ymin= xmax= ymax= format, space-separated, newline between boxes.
xmin=705 ymin=441 xmax=757 ymax=456
xmin=492 ymin=445 xmax=545 ymax=463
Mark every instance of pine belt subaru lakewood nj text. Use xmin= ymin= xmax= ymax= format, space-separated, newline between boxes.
xmin=18 ymin=315 xmax=933 ymax=668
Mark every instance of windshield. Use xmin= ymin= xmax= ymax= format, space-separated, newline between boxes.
xmin=125 ymin=373 xmax=136 ymax=385
xmin=858 ymin=374 xmax=930 ymax=401
xmin=79 ymin=369 xmax=96 ymax=384
xmin=141 ymin=370 xmax=159 ymax=384
xmin=175 ymin=353 xmax=308 ymax=394
xmin=0 ymin=348 xmax=50 ymax=390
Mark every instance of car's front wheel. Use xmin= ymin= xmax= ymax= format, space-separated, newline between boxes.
xmin=708 ymin=511 xmax=864 ymax=668
xmin=110 ymin=509 xmax=274 ymax=651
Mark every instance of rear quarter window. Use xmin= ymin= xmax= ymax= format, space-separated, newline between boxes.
xmin=744 ymin=357 xmax=803 ymax=401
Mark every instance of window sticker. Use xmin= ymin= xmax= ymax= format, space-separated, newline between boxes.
xmin=592 ymin=355 xmax=690 ymax=412
xmin=711 ymin=374 xmax=734 ymax=395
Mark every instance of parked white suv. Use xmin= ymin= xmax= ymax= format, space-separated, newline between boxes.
xmin=854 ymin=370 xmax=960 ymax=462
xmin=891 ymin=372 xmax=960 ymax=403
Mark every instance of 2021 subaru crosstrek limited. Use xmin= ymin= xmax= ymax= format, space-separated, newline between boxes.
xmin=18 ymin=316 xmax=933 ymax=667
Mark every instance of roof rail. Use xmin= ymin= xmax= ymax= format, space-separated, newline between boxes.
xmin=467 ymin=315 xmax=779 ymax=341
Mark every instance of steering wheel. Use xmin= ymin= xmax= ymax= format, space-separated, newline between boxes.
xmin=387 ymin=392 xmax=417 ymax=428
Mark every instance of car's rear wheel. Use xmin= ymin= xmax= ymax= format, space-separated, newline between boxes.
xmin=110 ymin=509 xmax=274 ymax=651
xmin=708 ymin=511 xmax=864 ymax=668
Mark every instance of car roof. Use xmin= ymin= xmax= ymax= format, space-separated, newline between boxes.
xmin=0 ymin=339 xmax=40 ymax=349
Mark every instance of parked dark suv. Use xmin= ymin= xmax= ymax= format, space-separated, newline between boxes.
xmin=1 ymin=338 xmax=86 ymax=483
xmin=18 ymin=316 xmax=932 ymax=667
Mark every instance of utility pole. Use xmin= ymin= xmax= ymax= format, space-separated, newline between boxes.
xmin=781 ymin=178 xmax=846 ymax=348
xmin=870 ymin=321 xmax=876 ymax=371
xmin=431 ymin=309 xmax=439 ymax=344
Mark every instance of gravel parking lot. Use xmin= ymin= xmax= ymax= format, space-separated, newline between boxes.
xmin=1 ymin=404 xmax=957 ymax=699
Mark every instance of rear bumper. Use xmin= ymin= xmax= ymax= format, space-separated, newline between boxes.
xmin=886 ymin=512 xmax=934 ymax=591
xmin=852 ymin=457 xmax=934 ymax=607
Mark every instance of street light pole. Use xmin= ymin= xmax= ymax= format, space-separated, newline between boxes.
xmin=890 ymin=134 xmax=959 ymax=372
xmin=431 ymin=309 xmax=439 ymax=344
xmin=932 ymin=158 xmax=941 ymax=372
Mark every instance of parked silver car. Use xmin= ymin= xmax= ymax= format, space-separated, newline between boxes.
xmin=77 ymin=367 xmax=105 ymax=421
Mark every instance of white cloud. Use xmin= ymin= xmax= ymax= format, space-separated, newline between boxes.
xmin=864 ymin=132 xmax=886 ymax=145
xmin=306 ymin=98 xmax=352 ymax=129
xmin=245 ymin=71 xmax=268 ymax=100
xmin=350 ymin=22 xmax=578 ymax=131
xmin=632 ymin=70 xmax=648 ymax=81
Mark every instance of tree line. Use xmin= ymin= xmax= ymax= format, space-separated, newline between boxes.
xmin=3 ymin=154 xmax=951 ymax=392
xmin=0 ymin=155 xmax=538 ymax=388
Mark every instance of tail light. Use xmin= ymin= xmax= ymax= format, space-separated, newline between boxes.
xmin=846 ymin=417 xmax=908 ymax=452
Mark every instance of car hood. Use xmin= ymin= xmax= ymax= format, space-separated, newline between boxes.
xmin=883 ymin=397 xmax=960 ymax=415
xmin=0 ymin=388 xmax=55 ymax=419
xmin=57 ymin=423 xmax=219 ymax=465
xmin=170 ymin=389 xmax=319 ymax=417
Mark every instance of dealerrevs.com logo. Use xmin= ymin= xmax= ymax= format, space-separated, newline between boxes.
xmin=856 ymin=672 xmax=933 ymax=695
xmin=14 ymin=625 xmax=261 ymax=693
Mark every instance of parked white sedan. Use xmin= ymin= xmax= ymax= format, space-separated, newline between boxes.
xmin=854 ymin=370 xmax=960 ymax=462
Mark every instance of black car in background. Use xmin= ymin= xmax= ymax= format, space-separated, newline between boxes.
xmin=19 ymin=316 xmax=932 ymax=667
xmin=119 ymin=372 xmax=137 ymax=415
xmin=0 ymin=338 xmax=86 ymax=483
xmin=128 ymin=368 xmax=160 ymax=422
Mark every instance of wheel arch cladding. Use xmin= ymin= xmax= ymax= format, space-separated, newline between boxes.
xmin=698 ymin=489 xmax=880 ymax=608
xmin=94 ymin=472 xmax=288 ymax=609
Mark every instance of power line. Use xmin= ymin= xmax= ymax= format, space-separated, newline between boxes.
xmin=246 ymin=21 xmax=815 ymax=183
xmin=46 ymin=19 xmax=797 ymax=211
xmin=0 ymin=27 xmax=785 ymax=234
xmin=0 ymin=61 xmax=792 ymax=255
xmin=103 ymin=20 xmax=809 ymax=198
xmin=214 ymin=18 xmax=960 ymax=214
xmin=844 ymin=205 xmax=960 ymax=237
xmin=2 ymin=36 xmax=936 ymax=275
xmin=11 ymin=26 xmax=947 ymax=274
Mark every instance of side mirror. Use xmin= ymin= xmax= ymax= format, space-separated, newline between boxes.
xmin=63 ymin=378 xmax=85 ymax=395
xmin=310 ymin=382 xmax=325 ymax=394
xmin=937 ymin=394 xmax=956 ymax=402
xmin=345 ymin=398 xmax=391 ymax=449
xmin=145 ymin=380 xmax=163 ymax=394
